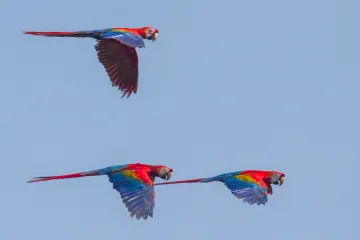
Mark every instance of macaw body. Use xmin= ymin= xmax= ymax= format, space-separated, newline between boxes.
xmin=23 ymin=26 xmax=159 ymax=98
xmin=28 ymin=163 xmax=172 ymax=220
xmin=155 ymin=170 xmax=285 ymax=205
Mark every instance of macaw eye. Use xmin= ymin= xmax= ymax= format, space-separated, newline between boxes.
xmin=148 ymin=29 xmax=154 ymax=34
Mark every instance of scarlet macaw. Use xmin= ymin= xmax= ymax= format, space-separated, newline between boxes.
xmin=23 ymin=27 xmax=159 ymax=98
xmin=155 ymin=170 xmax=285 ymax=205
xmin=28 ymin=163 xmax=172 ymax=219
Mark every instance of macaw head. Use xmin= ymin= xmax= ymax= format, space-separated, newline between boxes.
xmin=262 ymin=171 xmax=285 ymax=195
xmin=268 ymin=171 xmax=285 ymax=186
xmin=142 ymin=27 xmax=159 ymax=41
xmin=151 ymin=165 xmax=173 ymax=181
xmin=253 ymin=170 xmax=285 ymax=195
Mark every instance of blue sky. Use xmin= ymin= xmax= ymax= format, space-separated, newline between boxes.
xmin=1 ymin=0 xmax=358 ymax=239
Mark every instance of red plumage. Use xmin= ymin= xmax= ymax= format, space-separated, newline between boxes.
xmin=23 ymin=26 xmax=159 ymax=98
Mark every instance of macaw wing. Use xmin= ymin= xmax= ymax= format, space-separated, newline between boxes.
xmin=223 ymin=173 xmax=268 ymax=205
xmin=108 ymin=169 xmax=155 ymax=220
xmin=95 ymin=39 xmax=138 ymax=98
xmin=100 ymin=30 xmax=145 ymax=48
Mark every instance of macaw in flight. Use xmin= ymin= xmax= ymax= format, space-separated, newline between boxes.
xmin=23 ymin=26 xmax=159 ymax=98
xmin=155 ymin=170 xmax=285 ymax=205
xmin=28 ymin=163 xmax=172 ymax=220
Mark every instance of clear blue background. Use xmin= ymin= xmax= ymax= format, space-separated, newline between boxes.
xmin=1 ymin=0 xmax=357 ymax=239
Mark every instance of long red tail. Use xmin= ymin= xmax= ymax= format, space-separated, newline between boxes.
xmin=27 ymin=170 xmax=100 ymax=183
xmin=23 ymin=31 xmax=97 ymax=38
xmin=154 ymin=178 xmax=203 ymax=185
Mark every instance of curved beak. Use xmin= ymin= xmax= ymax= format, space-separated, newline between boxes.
xmin=160 ymin=171 xmax=172 ymax=180
xmin=165 ymin=171 xmax=172 ymax=180
xmin=279 ymin=176 xmax=285 ymax=186
xmin=152 ymin=32 xmax=158 ymax=41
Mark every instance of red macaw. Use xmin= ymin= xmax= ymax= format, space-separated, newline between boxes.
xmin=23 ymin=27 xmax=159 ymax=98
xmin=155 ymin=170 xmax=285 ymax=205
xmin=28 ymin=163 xmax=173 ymax=220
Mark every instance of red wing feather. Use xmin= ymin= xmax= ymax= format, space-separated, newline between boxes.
xmin=95 ymin=39 xmax=139 ymax=98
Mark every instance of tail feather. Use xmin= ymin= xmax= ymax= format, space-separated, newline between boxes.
xmin=27 ymin=170 xmax=104 ymax=183
xmin=154 ymin=178 xmax=203 ymax=185
xmin=23 ymin=30 xmax=102 ymax=38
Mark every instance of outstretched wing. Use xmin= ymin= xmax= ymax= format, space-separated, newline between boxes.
xmin=108 ymin=169 xmax=155 ymax=220
xmin=95 ymin=39 xmax=139 ymax=98
xmin=222 ymin=173 xmax=268 ymax=205
xmin=100 ymin=30 xmax=145 ymax=48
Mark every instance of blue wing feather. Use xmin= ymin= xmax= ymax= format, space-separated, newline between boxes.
xmin=198 ymin=171 xmax=268 ymax=205
xmin=108 ymin=172 xmax=155 ymax=220
xmin=223 ymin=176 xmax=268 ymax=205
xmin=99 ymin=31 xmax=145 ymax=48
